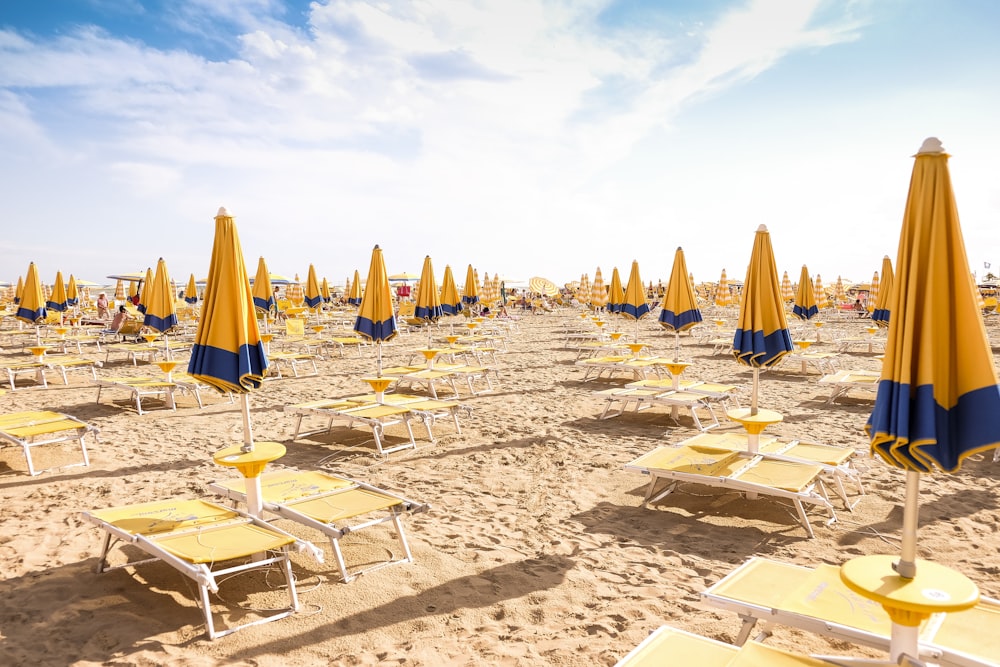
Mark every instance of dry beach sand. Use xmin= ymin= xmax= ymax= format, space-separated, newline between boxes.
xmin=2 ymin=309 xmax=999 ymax=666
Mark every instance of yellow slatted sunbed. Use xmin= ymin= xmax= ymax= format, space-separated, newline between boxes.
xmin=210 ymin=469 xmax=429 ymax=583
xmin=81 ymin=498 xmax=323 ymax=640
xmin=818 ymin=369 xmax=881 ymax=403
xmin=0 ymin=410 xmax=97 ymax=476
xmin=593 ymin=386 xmax=721 ymax=432
xmin=701 ymin=556 xmax=1000 ymax=667
xmin=624 ymin=444 xmax=837 ymax=538
xmin=94 ymin=376 xmax=177 ymax=414
xmin=285 ymin=399 xmax=421 ymax=457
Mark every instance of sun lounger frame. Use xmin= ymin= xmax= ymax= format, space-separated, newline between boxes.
xmin=0 ymin=410 xmax=97 ymax=476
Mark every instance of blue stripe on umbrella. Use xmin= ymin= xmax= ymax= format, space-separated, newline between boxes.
xmin=143 ymin=313 xmax=178 ymax=332
xmin=620 ymin=302 xmax=650 ymax=320
xmin=304 ymin=294 xmax=323 ymax=308
xmin=188 ymin=343 xmax=267 ymax=392
xmin=354 ymin=316 xmax=397 ymax=341
xmin=733 ymin=326 xmax=793 ymax=368
xmin=659 ymin=308 xmax=702 ymax=330
xmin=792 ymin=303 xmax=818 ymax=319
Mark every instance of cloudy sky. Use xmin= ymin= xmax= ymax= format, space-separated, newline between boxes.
xmin=2 ymin=0 xmax=999 ymax=290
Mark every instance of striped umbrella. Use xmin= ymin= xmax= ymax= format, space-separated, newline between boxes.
xmin=781 ymin=271 xmax=794 ymax=301
xmin=814 ymin=274 xmax=829 ymax=309
xmin=440 ymin=265 xmax=463 ymax=316
xmin=714 ymin=269 xmax=733 ymax=308
xmin=834 ymin=275 xmax=847 ymax=304
xmin=792 ymin=265 xmax=818 ymax=320
xmin=872 ymin=255 xmax=895 ymax=328
xmin=286 ymin=275 xmax=304 ymax=305
xmin=868 ymin=271 xmax=880 ymax=313
xmin=578 ymin=273 xmax=591 ymax=307
xmin=591 ymin=267 xmax=608 ymax=310
xmin=114 ymin=279 xmax=125 ymax=303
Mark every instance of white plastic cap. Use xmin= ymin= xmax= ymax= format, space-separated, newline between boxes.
xmin=757 ymin=224 xmax=768 ymax=232
xmin=217 ymin=206 xmax=230 ymax=216
xmin=917 ymin=137 xmax=944 ymax=155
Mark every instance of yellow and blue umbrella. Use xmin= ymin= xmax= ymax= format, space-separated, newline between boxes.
xmin=871 ymin=255 xmax=894 ymax=327
xmin=462 ymin=264 xmax=479 ymax=308
xmin=354 ymin=245 xmax=397 ymax=376
xmin=185 ymin=273 xmax=199 ymax=305
xmin=128 ymin=277 xmax=140 ymax=305
xmin=16 ymin=262 xmax=46 ymax=325
xmin=607 ymin=267 xmax=624 ymax=314
xmin=732 ymin=225 xmax=792 ymax=413
xmin=859 ymin=138 xmax=1000 ymax=659
xmin=791 ymin=264 xmax=818 ymax=320
xmin=621 ymin=260 xmax=650 ymax=343
xmin=440 ymin=265 xmax=463 ymax=316
xmin=348 ymin=269 xmax=363 ymax=306
xmin=321 ymin=277 xmax=331 ymax=304
xmin=14 ymin=275 xmax=23 ymax=305
xmin=47 ymin=270 xmax=68 ymax=312
xmin=414 ymin=255 xmax=443 ymax=323
xmin=250 ymin=258 xmax=274 ymax=314
xmin=143 ymin=257 xmax=178 ymax=335
xmin=136 ymin=267 xmax=153 ymax=315
xmin=658 ymin=248 xmax=703 ymax=359
xmin=66 ymin=274 xmax=79 ymax=308
xmin=304 ymin=264 xmax=322 ymax=309
xmin=188 ymin=207 xmax=268 ymax=398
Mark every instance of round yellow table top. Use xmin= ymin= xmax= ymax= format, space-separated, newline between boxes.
xmin=362 ymin=377 xmax=394 ymax=393
xmin=813 ymin=321 xmax=824 ymax=327
xmin=27 ymin=345 xmax=50 ymax=357
xmin=260 ymin=333 xmax=275 ymax=343
xmin=54 ymin=327 xmax=70 ymax=336
xmin=866 ymin=327 xmax=879 ymax=335
xmin=141 ymin=334 xmax=159 ymax=344
xmin=840 ymin=555 xmax=979 ymax=620
xmin=726 ymin=408 xmax=783 ymax=434
xmin=794 ymin=340 xmax=814 ymax=350
xmin=213 ymin=440 xmax=286 ymax=478
xmin=155 ymin=360 xmax=180 ymax=374
xmin=609 ymin=331 xmax=624 ymax=340
xmin=663 ymin=361 xmax=690 ymax=374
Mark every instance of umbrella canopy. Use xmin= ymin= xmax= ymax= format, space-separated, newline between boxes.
xmin=732 ymin=225 xmax=793 ymax=412
xmin=860 ymin=138 xmax=1000 ymax=659
xmin=286 ymin=275 xmax=304 ymax=305
xmin=348 ymin=269 xmax=363 ymax=306
xmin=814 ymin=274 xmax=829 ymax=309
xmin=14 ymin=275 xmax=23 ymax=305
xmin=591 ymin=268 xmax=608 ymax=310
xmin=114 ymin=279 xmax=125 ymax=302
xmin=304 ymin=264 xmax=322 ymax=309
xmin=414 ymin=255 xmax=443 ymax=322
xmin=129 ymin=278 xmax=140 ymax=304
xmin=185 ymin=273 xmax=199 ymax=305
xmin=136 ymin=267 xmax=154 ymax=314
xmin=388 ymin=272 xmax=419 ymax=282
xmin=16 ymin=262 xmax=46 ymax=325
xmin=440 ymin=265 xmax=463 ymax=315
xmin=354 ymin=245 xmax=398 ymax=376
xmin=143 ymin=257 xmax=178 ymax=334
xmin=714 ymin=269 xmax=733 ymax=308
xmin=621 ymin=260 xmax=650 ymax=321
xmin=578 ymin=273 xmax=591 ymax=307
xmin=66 ymin=274 xmax=79 ymax=307
xmin=872 ymin=255 xmax=895 ymax=327
xmin=188 ymin=208 xmax=268 ymax=396
xmin=780 ymin=271 xmax=794 ymax=301
xmin=528 ymin=276 xmax=558 ymax=297
xmin=321 ymin=277 xmax=331 ymax=303
xmin=834 ymin=275 xmax=846 ymax=303
xmin=47 ymin=270 xmax=68 ymax=312
xmin=607 ymin=268 xmax=625 ymax=314
xmin=250 ymin=258 xmax=275 ymax=314
xmin=658 ymin=247 xmax=702 ymax=334
xmin=462 ymin=264 xmax=480 ymax=307
xmin=792 ymin=265 xmax=818 ymax=320
xmin=868 ymin=271 xmax=880 ymax=313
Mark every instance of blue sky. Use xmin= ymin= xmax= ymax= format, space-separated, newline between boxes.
xmin=2 ymin=0 xmax=999 ymax=291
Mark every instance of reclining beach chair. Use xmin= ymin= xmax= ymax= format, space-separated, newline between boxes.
xmin=614 ymin=624 xmax=909 ymax=666
xmin=285 ymin=398 xmax=421 ymax=457
xmin=94 ymin=376 xmax=177 ymax=414
xmin=818 ymin=369 xmax=881 ymax=403
xmin=81 ymin=497 xmax=323 ymax=639
xmin=0 ymin=410 xmax=97 ymax=476
xmin=701 ymin=556 xmax=1000 ymax=667
xmin=210 ymin=469 xmax=429 ymax=583
xmin=624 ymin=444 xmax=837 ymax=538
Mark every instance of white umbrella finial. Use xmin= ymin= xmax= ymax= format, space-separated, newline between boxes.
xmin=917 ymin=137 xmax=944 ymax=155
xmin=757 ymin=224 xmax=768 ymax=232
xmin=217 ymin=206 xmax=230 ymax=217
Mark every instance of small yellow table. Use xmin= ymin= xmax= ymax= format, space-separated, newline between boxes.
xmin=362 ymin=376 xmax=394 ymax=403
xmin=213 ymin=440 xmax=286 ymax=519
xmin=726 ymin=408 xmax=782 ymax=454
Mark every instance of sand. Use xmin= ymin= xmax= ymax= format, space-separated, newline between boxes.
xmin=2 ymin=309 xmax=999 ymax=666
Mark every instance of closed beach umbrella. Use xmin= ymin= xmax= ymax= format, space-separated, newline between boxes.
xmin=462 ymin=264 xmax=479 ymax=308
xmin=47 ymin=270 xmax=68 ymax=312
xmin=304 ymin=264 xmax=322 ymax=309
xmin=354 ymin=245 xmax=398 ymax=376
xmin=321 ymin=277 xmax=331 ymax=303
xmin=143 ymin=257 xmax=178 ymax=334
xmin=114 ymin=279 xmax=125 ymax=303
xmin=814 ymin=274 xmax=829 ymax=310
xmin=440 ymin=265 xmax=463 ymax=316
xmin=16 ymin=262 xmax=46 ymax=327
xmin=591 ymin=267 xmax=608 ymax=311
xmin=286 ymin=275 xmax=304 ymax=305
xmin=621 ymin=260 xmax=650 ymax=342
xmin=348 ymin=269 xmax=363 ymax=306
xmin=792 ymin=265 xmax=818 ymax=320
xmin=834 ymin=275 xmax=846 ymax=304
xmin=868 ymin=271 xmax=880 ymax=313
xmin=780 ymin=271 xmax=794 ymax=301
xmin=136 ymin=267 xmax=153 ymax=315
xmin=872 ymin=255 xmax=895 ymax=327
xmin=66 ymin=274 xmax=79 ymax=307
xmin=414 ymin=255 xmax=443 ymax=330
xmin=714 ymin=269 xmax=732 ymax=308
xmin=607 ymin=267 xmax=625 ymax=314
xmin=856 ymin=138 xmax=998 ymax=660
xmin=129 ymin=278 xmax=140 ymax=305
xmin=658 ymin=247 xmax=703 ymax=360
xmin=14 ymin=275 xmax=23 ymax=305
xmin=251 ymin=258 xmax=274 ymax=316
xmin=732 ymin=225 xmax=793 ymax=414
xmin=185 ymin=273 xmax=199 ymax=305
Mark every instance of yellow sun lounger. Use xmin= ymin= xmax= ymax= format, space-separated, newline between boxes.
xmin=624 ymin=444 xmax=837 ymax=538
xmin=818 ymin=369 xmax=881 ymax=403
xmin=614 ymin=624 xmax=885 ymax=666
xmin=0 ymin=410 xmax=97 ymax=476
xmin=285 ymin=399 xmax=421 ymax=457
xmin=81 ymin=498 xmax=323 ymax=639
xmin=95 ymin=376 xmax=177 ymax=414
xmin=210 ymin=469 xmax=429 ymax=583
xmin=701 ymin=556 xmax=1000 ymax=667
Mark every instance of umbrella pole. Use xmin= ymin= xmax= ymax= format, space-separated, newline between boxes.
xmin=897 ymin=471 xmax=920 ymax=579
xmin=241 ymin=394 xmax=255 ymax=452
xmin=751 ymin=368 xmax=759 ymax=416
xmin=674 ymin=332 xmax=680 ymax=362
